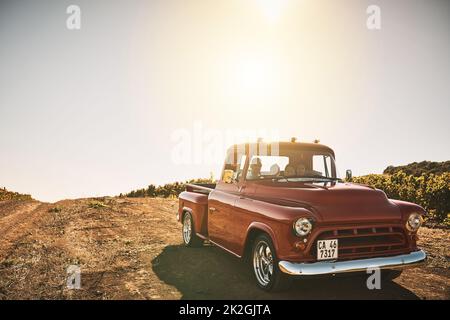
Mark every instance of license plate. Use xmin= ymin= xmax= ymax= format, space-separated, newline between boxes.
xmin=317 ymin=239 xmax=338 ymax=261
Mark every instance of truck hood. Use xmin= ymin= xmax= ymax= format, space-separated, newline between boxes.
xmin=251 ymin=182 xmax=401 ymax=223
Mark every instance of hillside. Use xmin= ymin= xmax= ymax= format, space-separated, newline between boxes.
xmin=384 ymin=161 xmax=450 ymax=176
xmin=0 ymin=197 xmax=448 ymax=300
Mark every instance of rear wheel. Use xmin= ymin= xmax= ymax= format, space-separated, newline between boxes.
xmin=252 ymin=234 xmax=292 ymax=291
xmin=182 ymin=212 xmax=203 ymax=247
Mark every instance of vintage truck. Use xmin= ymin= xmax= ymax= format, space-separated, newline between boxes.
xmin=177 ymin=140 xmax=427 ymax=291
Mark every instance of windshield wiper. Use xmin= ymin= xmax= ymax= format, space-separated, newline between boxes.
xmin=268 ymin=176 xmax=342 ymax=182
xmin=304 ymin=176 xmax=342 ymax=182
xmin=249 ymin=175 xmax=342 ymax=183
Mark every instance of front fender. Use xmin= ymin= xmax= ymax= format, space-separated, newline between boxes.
xmin=391 ymin=199 xmax=427 ymax=221
xmin=245 ymin=222 xmax=280 ymax=255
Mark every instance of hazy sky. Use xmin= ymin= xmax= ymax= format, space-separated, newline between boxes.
xmin=1 ymin=0 xmax=449 ymax=202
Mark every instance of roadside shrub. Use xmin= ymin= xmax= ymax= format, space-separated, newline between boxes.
xmin=88 ymin=200 xmax=109 ymax=209
xmin=125 ymin=170 xmax=450 ymax=226
xmin=0 ymin=187 xmax=33 ymax=201
xmin=125 ymin=178 xmax=214 ymax=199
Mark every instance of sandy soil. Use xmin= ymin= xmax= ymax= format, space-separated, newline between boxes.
xmin=0 ymin=197 xmax=448 ymax=300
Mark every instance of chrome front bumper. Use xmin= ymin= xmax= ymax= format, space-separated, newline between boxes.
xmin=278 ymin=250 xmax=427 ymax=276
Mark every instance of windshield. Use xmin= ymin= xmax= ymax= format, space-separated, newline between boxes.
xmin=246 ymin=149 xmax=338 ymax=182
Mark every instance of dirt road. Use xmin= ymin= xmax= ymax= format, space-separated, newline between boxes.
xmin=0 ymin=197 xmax=448 ymax=299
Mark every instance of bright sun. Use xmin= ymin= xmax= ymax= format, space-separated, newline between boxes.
xmin=256 ymin=0 xmax=289 ymax=22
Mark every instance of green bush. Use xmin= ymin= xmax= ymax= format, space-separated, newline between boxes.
xmin=48 ymin=207 xmax=62 ymax=213
xmin=88 ymin=200 xmax=109 ymax=209
xmin=124 ymin=171 xmax=450 ymax=226
xmin=350 ymin=171 xmax=450 ymax=225
xmin=0 ymin=187 xmax=33 ymax=201
xmin=125 ymin=178 xmax=214 ymax=199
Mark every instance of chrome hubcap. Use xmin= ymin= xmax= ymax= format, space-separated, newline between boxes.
xmin=183 ymin=214 xmax=192 ymax=244
xmin=253 ymin=240 xmax=274 ymax=286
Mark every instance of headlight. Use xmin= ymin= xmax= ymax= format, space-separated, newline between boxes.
xmin=406 ymin=213 xmax=423 ymax=232
xmin=294 ymin=218 xmax=313 ymax=236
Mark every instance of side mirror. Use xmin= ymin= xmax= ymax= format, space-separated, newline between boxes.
xmin=345 ymin=169 xmax=352 ymax=181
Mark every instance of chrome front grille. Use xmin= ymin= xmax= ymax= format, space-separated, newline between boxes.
xmin=313 ymin=226 xmax=409 ymax=260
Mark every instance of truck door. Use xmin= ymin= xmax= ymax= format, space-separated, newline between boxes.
xmin=208 ymin=149 xmax=247 ymax=251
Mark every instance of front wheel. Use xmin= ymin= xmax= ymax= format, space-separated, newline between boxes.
xmin=252 ymin=234 xmax=292 ymax=291
xmin=182 ymin=212 xmax=203 ymax=247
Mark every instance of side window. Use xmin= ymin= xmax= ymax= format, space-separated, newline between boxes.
xmin=312 ymin=155 xmax=332 ymax=177
xmin=234 ymin=155 xmax=247 ymax=181
xmin=222 ymin=151 xmax=246 ymax=183
xmin=324 ymin=156 xmax=332 ymax=177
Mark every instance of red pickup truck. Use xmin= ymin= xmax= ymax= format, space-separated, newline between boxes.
xmin=177 ymin=141 xmax=427 ymax=291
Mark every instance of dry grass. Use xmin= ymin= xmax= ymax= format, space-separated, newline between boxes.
xmin=0 ymin=197 xmax=448 ymax=300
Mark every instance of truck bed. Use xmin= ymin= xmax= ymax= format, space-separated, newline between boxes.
xmin=179 ymin=184 xmax=215 ymax=237
xmin=185 ymin=183 xmax=216 ymax=195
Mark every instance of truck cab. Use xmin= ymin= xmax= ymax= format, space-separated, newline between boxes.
xmin=178 ymin=140 xmax=426 ymax=291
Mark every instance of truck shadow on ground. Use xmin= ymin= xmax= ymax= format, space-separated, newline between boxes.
xmin=152 ymin=244 xmax=419 ymax=300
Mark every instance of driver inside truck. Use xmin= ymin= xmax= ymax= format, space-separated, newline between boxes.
xmin=247 ymin=157 xmax=262 ymax=180
xmin=296 ymin=163 xmax=306 ymax=176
